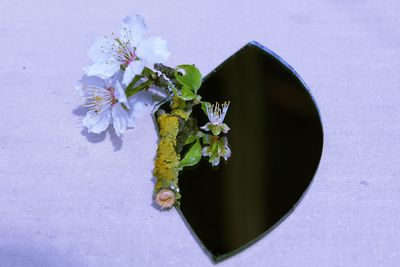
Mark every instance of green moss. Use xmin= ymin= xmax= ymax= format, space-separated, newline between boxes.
xmin=171 ymin=109 xmax=189 ymax=120
xmin=171 ymin=96 xmax=186 ymax=110
xmin=154 ymin=114 xmax=180 ymax=192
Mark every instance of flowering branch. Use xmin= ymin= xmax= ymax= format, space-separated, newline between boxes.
xmin=76 ymin=15 xmax=232 ymax=210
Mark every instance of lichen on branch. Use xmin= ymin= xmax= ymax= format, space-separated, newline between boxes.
xmin=154 ymin=113 xmax=180 ymax=193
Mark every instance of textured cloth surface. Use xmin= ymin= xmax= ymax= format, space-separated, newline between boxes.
xmin=0 ymin=0 xmax=399 ymax=266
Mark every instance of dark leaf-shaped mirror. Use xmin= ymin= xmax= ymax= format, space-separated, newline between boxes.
xmin=177 ymin=41 xmax=323 ymax=262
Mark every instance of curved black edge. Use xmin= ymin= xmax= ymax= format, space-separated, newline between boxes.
xmin=175 ymin=40 xmax=325 ymax=264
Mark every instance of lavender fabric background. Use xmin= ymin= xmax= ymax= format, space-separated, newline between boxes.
xmin=0 ymin=0 xmax=399 ymax=266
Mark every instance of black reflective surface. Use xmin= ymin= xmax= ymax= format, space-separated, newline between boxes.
xmin=178 ymin=42 xmax=323 ymax=262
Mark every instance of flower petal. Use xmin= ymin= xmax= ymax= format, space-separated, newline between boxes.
xmin=114 ymin=81 xmax=129 ymax=106
xmin=83 ymin=109 xmax=111 ymax=134
xmin=89 ymin=36 xmax=114 ymax=63
xmin=202 ymin=146 xmax=210 ymax=157
xmin=200 ymin=123 xmax=212 ymax=132
xmin=223 ymin=146 xmax=231 ymax=160
xmin=221 ymin=123 xmax=230 ymax=133
xmin=136 ymin=37 xmax=170 ymax=64
xmin=85 ymin=60 xmax=120 ymax=79
xmin=211 ymin=156 xmax=220 ymax=167
xmin=120 ymin=15 xmax=147 ymax=47
xmin=122 ymin=60 xmax=145 ymax=85
xmin=112 ymin=104 xmax=134 ymax=136
xmin=76 ymin=75 xmax=105 ymax=97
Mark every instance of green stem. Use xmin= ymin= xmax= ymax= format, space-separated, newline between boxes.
xmin=126 ymin=79 xmax=153 ymax=98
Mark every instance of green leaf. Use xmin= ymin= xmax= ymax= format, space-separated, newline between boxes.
xmin=200 ymin=101 xmax=210 ymax=116
xmin=176 ymin=117 xmax=197 ymax=153
xmin=184 ymin=134 xmax=196 ymax=145
xmin=178 ymin=138 xmax=202 ymax=170
xmin=174 ymin=65 xmax=202 ymax=100
xmin=179 ymin=85 xmax=196 ymax=100
xmin=174 ymin=65 xmax=202 ymax=90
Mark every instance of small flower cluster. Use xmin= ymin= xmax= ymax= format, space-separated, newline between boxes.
xmin=77 ymin=15 xmax=231 ymax=210
xmin=201 ymin=102 xmax=231 ymax=166
xmin=77 ymin=15 xmax=170 ymax=136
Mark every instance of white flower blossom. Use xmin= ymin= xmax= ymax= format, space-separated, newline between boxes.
xmin=85 ymin=15 xmax=170 ymax=86
xmin=202 ymin=135 xmax=231 ymax=167
xmin=77 ymin=75 xmax=134 ymax=136
xmin=201 ymin=102 xmax=230 ymax=135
